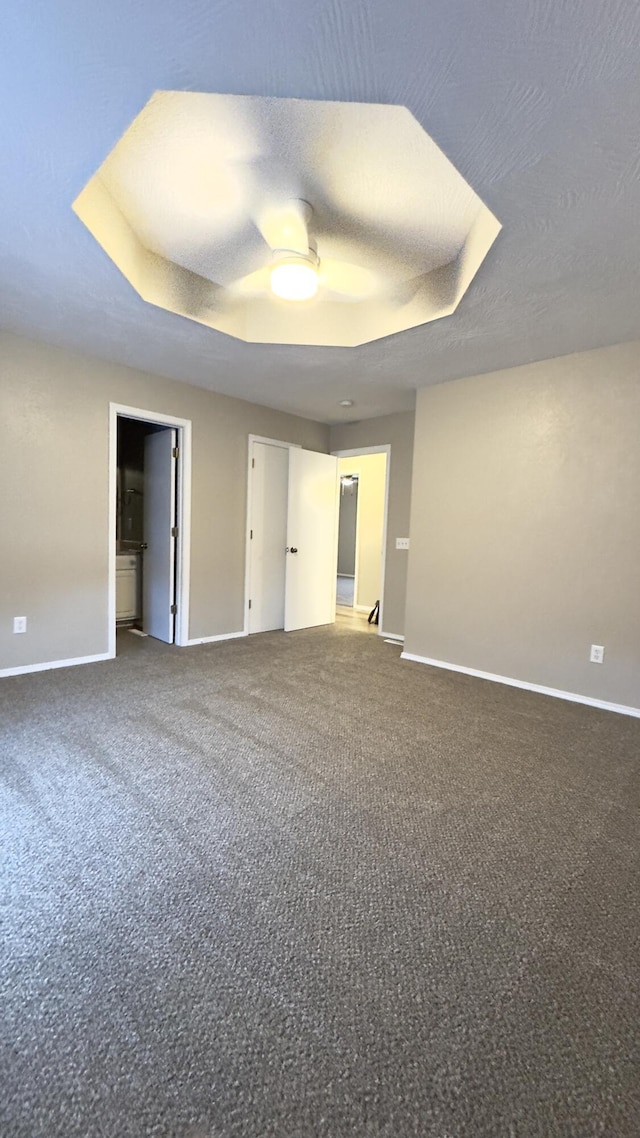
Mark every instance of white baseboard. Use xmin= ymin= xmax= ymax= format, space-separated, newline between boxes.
xmin=400 ymin=651 xmax=640 ymax=719
xmin=354 ymin=604 xmax=372 ymax=614
xmin=184 ymin=630 xmax=246 ymax=647
xmin=0 ymin=651 xmax=113 ymax=679
xmin=380 ymin=630 xmax=404 ymax=642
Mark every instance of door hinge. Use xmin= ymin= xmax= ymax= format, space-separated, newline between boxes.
xmin=252 ymin=457 xmax=255 ymax=468
xmin=250 ymin=529 xmax=253 ymax=539
xmin=171 ymin=526 xmax=178 ymax=537
xmin=172 ymin=447 xmax=179 ymax=458
xmin=248 ymin=599 xmax=252 ymax=609
xmin=170 ymin=604 xmax=177 ymax=615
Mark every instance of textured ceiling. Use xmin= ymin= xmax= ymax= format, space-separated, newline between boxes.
xmin=74 ymin=92 xmax=500 ymax=346
xmin=2 ymin=1 xmax=640 ymax=422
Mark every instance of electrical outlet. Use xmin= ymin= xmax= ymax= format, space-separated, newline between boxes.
xmin=590 ymin=644 xmax=604 ymax=664
xmin=13 ymin=616 xmax=27 ymax=634
xmin=396 ymin=537 xmax=410 ymax=550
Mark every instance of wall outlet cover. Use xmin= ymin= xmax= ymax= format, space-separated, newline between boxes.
xmin=13 ymin=616 xmax=27 ymax=634
xmin=396 ymin=537 xmax=410 ymax=550
xmin=590 ymin=644 xmax=605 ymax=664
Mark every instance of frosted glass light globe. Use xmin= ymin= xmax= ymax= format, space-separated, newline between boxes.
xmin=270 ymin=259 xmax=319 ymax=301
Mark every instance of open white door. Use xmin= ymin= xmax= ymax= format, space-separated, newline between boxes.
xmin=285 ymin=449 xmax=339 ymax=631
xmin=143 ymin=428 xmax=177 ymax=643
xmin=248 ymin=442 xmax=289 ymax=633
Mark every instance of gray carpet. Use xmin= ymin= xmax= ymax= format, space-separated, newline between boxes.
xmin=1 ymin=622 xmax=639 ymax=1137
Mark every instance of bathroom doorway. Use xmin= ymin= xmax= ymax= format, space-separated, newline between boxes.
xmin=109 ymin=404 xmax=192 ymax=654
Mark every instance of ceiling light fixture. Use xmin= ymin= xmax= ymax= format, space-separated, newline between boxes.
xmin=338 ymin=399 xmax=354 ymax=407
xmin=270 ymin=250 xmax=319 ymax=302
xmin=340 ymin=473 xmax=359 ymax=494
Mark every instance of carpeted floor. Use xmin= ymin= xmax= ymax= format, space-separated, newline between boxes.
xmin=1 ymin=622 xmax=639 ymax=1137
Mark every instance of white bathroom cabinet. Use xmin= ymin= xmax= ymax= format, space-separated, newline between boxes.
xmin=116 ymin=553 xmax=140 ymax=621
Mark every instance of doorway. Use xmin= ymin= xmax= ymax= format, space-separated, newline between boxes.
xmin=108 ymin=404 xmax=192 ymax=656
xmin=337 ymin=472 xmax=358 ymax=607
xmin=333 ymin=447 xmax=390 ymax=632
xmin=245 ymin=437 xmax=339 ymax=633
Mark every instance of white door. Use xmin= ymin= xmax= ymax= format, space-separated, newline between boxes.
xmin=285 ymin=449 xmax=339 ymax=631
xmin=248 ymin=442 xmax=289 ymax=633
xmin=143 ymin=427 xmax=177 ymax=643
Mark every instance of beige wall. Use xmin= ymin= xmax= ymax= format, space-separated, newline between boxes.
xmin=404 ymin=341 xmax=640 ymax=709
xmin=1 ymin=332 xmax=328 ymax=671
xmin=330 ymin=412 xmax=415 ymax=638
xmin=338 ymin=454 xmax=387 ymax=609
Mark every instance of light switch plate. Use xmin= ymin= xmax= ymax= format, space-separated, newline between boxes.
xmin=396 ymin=537 xmax=410 ymax=550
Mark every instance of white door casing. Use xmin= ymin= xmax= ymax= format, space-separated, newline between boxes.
xmin=285 ymin=448 xmax=339 ymax=632
xmin=248 ymin=442 xmax=289 ymax=633
xmin=143 ymin=427 xmax=177 ymax=643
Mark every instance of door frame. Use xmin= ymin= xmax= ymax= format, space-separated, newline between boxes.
xmin=108 ymin=403 xmax=192 ymax=655
xmin=331 ymin=445 xmax=391 ymax=635
xmin=244 ymin=435 xmax=301 ymax=634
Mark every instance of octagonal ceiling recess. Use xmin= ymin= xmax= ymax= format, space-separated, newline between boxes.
xmin=73 ymin=92 xmax=501 ymax=348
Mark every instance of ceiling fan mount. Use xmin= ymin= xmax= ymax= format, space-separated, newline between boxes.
xmin=229 ymin=197 xmax=383 ymax=306
xmin=264 ymin=204 xmax=320 ymax=300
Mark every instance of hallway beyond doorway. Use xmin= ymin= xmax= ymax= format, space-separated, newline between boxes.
xmin=336 ymin=575 xmax=355 ymax=606
xmin=334 ymin=448 xmax=388 ymax=628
